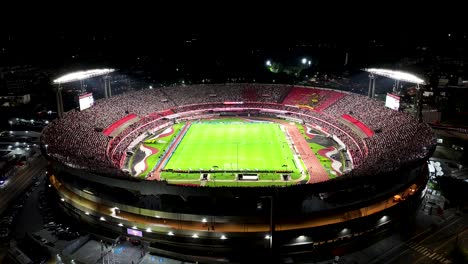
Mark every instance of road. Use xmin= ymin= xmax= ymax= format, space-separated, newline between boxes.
xmin=371 ymin=214 xmax=467 ymax=264
xmin=327 ymin=208 xmax=468 ymax=264
xmin=0 ymin=155 xmax=47 ymax=215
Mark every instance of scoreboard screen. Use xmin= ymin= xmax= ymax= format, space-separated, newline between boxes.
xmin=385 ymin=93 xmax=400 ymax=111
xmin=127 ymin=228 xmax=143 ymax=237
xmin=78 ymin=93 xmax=94 ymax=111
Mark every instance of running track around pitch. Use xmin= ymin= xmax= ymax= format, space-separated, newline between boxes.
xmin=284 ymin=123 xmax=330 ymax=183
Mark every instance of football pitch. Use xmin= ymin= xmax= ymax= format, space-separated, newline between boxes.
xmin=161 ymin=121 xmax=302 ymax=185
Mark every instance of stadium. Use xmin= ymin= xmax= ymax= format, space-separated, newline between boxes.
xmin=41 ymin=83 xmax=436 ymax=262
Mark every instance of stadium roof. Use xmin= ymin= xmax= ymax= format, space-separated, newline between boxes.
xmin=364 ymin=68 xmax=425 ymax=85
xmin=53 ymin=69 xmax=115 ymax=84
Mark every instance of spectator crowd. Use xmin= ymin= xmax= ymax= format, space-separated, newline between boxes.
xmin=41 ymin=84 xmax=436 ymax=179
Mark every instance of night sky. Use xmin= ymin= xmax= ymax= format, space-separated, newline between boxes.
xmin=1 ymin=6 xmax=466 ymax=69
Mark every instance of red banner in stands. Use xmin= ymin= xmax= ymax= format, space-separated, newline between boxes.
xmin=103 ymin=114 xmax=138 ymax=136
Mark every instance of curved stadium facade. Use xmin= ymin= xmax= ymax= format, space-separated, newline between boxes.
xmin=41 ymin=84 xmax=436 ymax=262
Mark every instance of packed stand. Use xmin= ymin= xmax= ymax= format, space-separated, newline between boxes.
xmin=323 ymin=94 xmax=436 ymax=175
xmin=282 ymin=86 xmax=346 ymax=112
xmin=42 ymin=84 xmax=435 ymax=180
xmin=41 ymin=88 xmax=176 ymax=175
xmin=163 ymin=83 xmax=291 ymax=105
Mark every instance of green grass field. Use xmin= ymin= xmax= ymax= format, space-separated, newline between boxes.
xmin=161 ymin=121 xmax=302 ymax=185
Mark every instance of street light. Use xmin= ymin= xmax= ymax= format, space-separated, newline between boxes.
xmin=301 ymin=58 xmax=307 ymax=64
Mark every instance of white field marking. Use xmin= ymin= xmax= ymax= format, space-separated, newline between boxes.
xmin=305 ymin=126 xmax=320 ymax=137
xmin=323 ymin=147 xmax=342 ymax=174
xmin=134 ymin=144 xmax=156 ymax=176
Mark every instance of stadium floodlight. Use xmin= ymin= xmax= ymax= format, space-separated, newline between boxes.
xmin=53 ymin=69 xmax=115 ymax=84
xmin=364 ymin=68 xmax=425 ymax=84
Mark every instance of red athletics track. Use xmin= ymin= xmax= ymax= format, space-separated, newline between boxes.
xmin=284 ymin=123 xmax=330 ymax=183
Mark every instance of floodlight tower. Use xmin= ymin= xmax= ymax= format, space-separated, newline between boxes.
xmin=55 ymin=84 xmax=65 ymax=118
xmin=368 ymin=73 xmax=376 ymax=98
xmin=363 ymin=68 xmax=426 ymax=121
xmin=53 ymin=69 xmax=115 ymax=118
xmin=103 ymin=74 xmax=112 ymax=98
xmin=80 ymin=79 xmax=85 ymax=93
